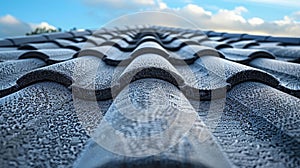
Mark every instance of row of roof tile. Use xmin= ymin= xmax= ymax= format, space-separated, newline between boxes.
xmin=0 ymin=25 xmax=299 ymax=167
xmin=0 ymin=27 xmax=299 ymax=99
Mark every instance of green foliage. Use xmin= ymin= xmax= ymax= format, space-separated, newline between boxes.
xmin=26 ymin=27 xmax=78 ymax=36
xmin=26 ymin=27 xmax=62 ymax=36
xmin=70 ymin=27 xmax=77 ymax=31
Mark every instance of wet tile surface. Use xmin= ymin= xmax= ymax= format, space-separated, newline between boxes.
xmin=0 ymin=26 xmax=299 ymax=167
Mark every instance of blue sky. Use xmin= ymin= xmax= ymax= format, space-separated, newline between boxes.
xmin=0 ymin=0 xmax=300 ymax=37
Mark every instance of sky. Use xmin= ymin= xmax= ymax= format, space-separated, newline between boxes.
xmin=0 ymin=0 xmax=300 ymax=37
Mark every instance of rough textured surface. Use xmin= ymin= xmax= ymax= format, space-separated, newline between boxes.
xmin=0 ymin=58 xmax=46 ymax=97
xmin=249 ymin=58 xmax=300 ymax=97
xmin=252 ymin=46 xmax=300 ymax=63
xmin=229 ymin=40 xmax=259 ymax=49
xmin=219 ymin=48 xmax=274 ymax=63
xmin=0 ymin=50 xmax=29 ymax=61
xmin=19 ymin=49 xmax=76 ymax=64
xmin=0 ymin=26 xmax=299 ymax=168
xmin=75 ymin=79 xmax=232 ymax=168
xmin=200 ymin=40 xmax=232 ymax=49
xmin=18 ymin=42 xmax=61 ymax=50
xmin=7 ymin=35 xmax=48 ymax=46
xmin=215 ymin=82 xmax=300 ymax=167
xmin=0 ymin=82 xmax=89 ymax=167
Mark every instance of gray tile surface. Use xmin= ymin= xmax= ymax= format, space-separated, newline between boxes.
xmin=0 ymin=26 xmax=299 ymax=167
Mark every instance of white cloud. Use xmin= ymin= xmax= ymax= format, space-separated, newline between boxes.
xmin=177 ymin=5 xmax=300 ymax=36
xmin=106 ymin=11 xmax=194 ymax=28
xmin=0 ymin=14 xmax=57 ymax=38
xmin=0 ymin=15 xmax=20 ymax=25
xmin=183 ymin=4 xmax=212 ymax=16
xmin=30 ymin=22 xmax=57 ymax=30
xmin=2 ymin=1 xmax=300 ymax=37
xmin=157 ymin=0 xmax=167 ymax=9
xmin=0 ymin=15 xmax=32 ymax=38
xmin=274 ymin=16 xmax=294 ymax=26
xmin=104 ymin=1 xmax=300 ymax=36
xmin=133 ymin=0 xmax=155 ymax=5
xmin=212 ymin=6 xmax=248 ymax=24
xmin=248 ymin=17 xmax=264 ymax=26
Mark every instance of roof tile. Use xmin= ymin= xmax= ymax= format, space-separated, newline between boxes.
xmin=7 ymin=35 xmax=48 ymax=46
xmin=249 ymin=58 xmax=300 ymax=97
xmin=0 ymin=39 xmax=14 ymax=47
xmin=75 ymin=78 xmax=232 ymax=168
xmin=0 ymin=27 xmax=299 ymax=167
xmin=219 ymin=48 xmax=274 ymax=63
